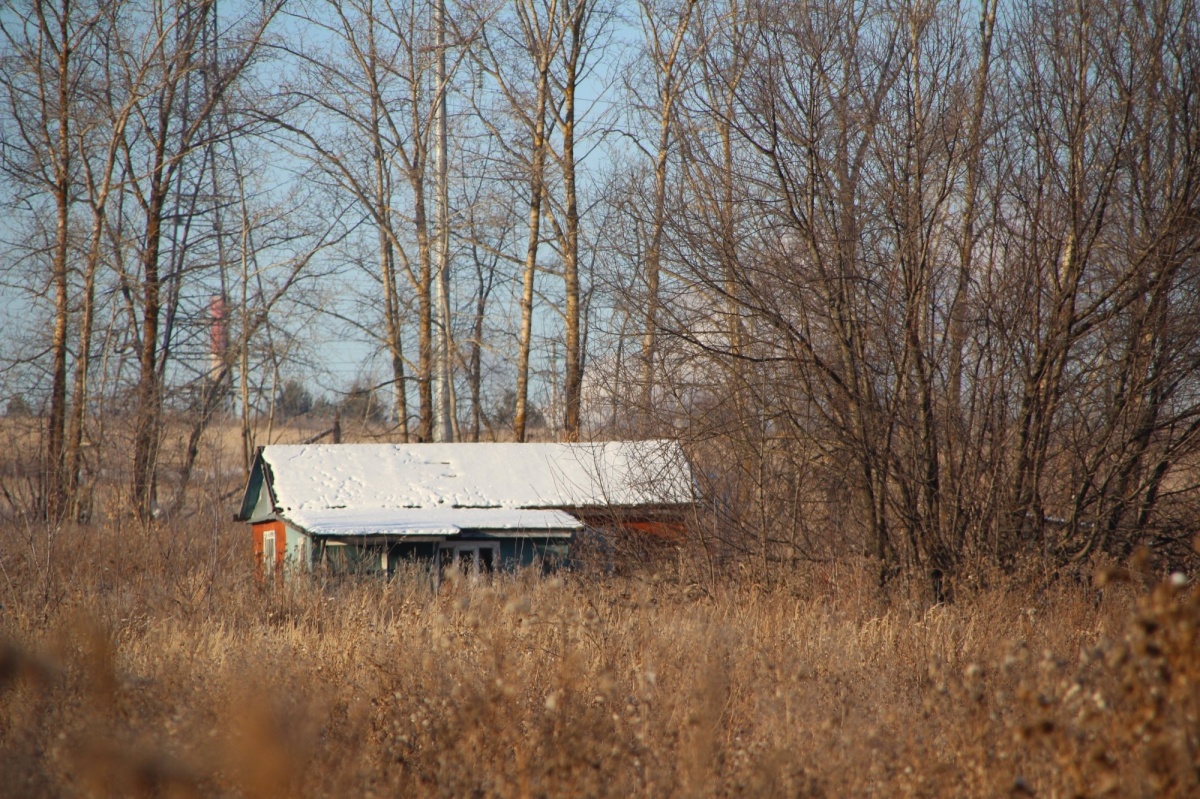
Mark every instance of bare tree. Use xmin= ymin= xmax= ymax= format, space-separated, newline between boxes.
xmin=644 ymin=0 xmax=1200 ymax=580
xmin=5 ymin=0 xmax=1198 ymax=579
xmin=540 ymin=0 xmax=611 ymax=441
xmin=630 ymin=0 xmax=697 ymax=419
xmin=279 ymin=0 xmax=423 ymax=441
xmin=455 ymin=160 xmax=515 ymax=441
xmin=468 ymin=0 xmax=572 ymax=441
xmin=111 ymin=0 xmax=282 ymax=521
xmin=1035 ymin=0 xmax=1200 ymax=561
xmin=0 ymin=0 xmax=96 ymax=519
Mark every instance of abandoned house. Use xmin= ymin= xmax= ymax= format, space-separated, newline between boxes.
xmin=236 ymin=440 xmax=694 ymax=580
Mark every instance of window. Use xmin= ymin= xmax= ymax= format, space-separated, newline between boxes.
xmin=439 ymin=542 xmax=500 ymax=582
xmin=263 ymin=530 xmax=276 ymax=576
xmin=320 ymin=542 xmax=386 ymax=576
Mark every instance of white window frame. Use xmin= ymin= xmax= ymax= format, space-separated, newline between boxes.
xmin=263 ymin=530 xmax=276 ymax=576
xmin=439 ymin=541 xmax=500 ymax=581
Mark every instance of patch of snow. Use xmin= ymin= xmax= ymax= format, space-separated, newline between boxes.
xmin=262 ymin=440 xmax=692 ymax=516
xmin=283 ymin=506 xmax=583 ymax=537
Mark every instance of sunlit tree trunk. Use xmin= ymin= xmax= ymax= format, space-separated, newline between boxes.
xmin=637 ymin=0 xmax=696 ymax=420
xmin=513 ymin=67 xmax=548 ymax=442
xmin=0 ymin=0 xmax=80 ymax=520
xmin=512 ymin=1 xmax=555 ymax=442
xmin=366 ymin=12 xmax=410 ymax=441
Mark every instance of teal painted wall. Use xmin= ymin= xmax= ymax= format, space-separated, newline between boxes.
xmin=283 ymin=525 xmax=311 ymax=575
xmin=304 ymin=536 xmax=570 ymax=578
xmin=497 ymin=538 xmax=570 ymax=571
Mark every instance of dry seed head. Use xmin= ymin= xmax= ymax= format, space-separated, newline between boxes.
xmin=504 ymin=596 xmax=532 ymax=615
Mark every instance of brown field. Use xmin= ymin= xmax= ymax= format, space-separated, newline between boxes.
xmin=2 ymin=505 xmax=1198 ymax=798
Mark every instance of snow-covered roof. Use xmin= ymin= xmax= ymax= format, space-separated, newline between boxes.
xmin=245 ymin=440 xmax=692 ymax=536
xmin=281 ymin=507 xmax=582 ymax=538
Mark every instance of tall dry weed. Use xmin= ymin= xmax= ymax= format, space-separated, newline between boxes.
xmin=1 ymin=517 xmax=1196 ymax=797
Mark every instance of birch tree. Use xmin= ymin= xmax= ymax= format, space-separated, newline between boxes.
xmin=632 ymin=0 xmax=697 ymax=418
xmin=0 ymin=0 xmax=94 ymax=519
xmin=113 ymin=1 xmax=281 ymax=521
xmin=469 ymin=0 xmax=566 ymax=441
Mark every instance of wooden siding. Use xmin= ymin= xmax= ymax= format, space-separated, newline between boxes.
xmin=572 ymin=509 xmax=689 ymax=542
xmin=622 ymin=519 xmax=687 ymax=541
xmin=252 ymin=520 xmax=286 ymax=582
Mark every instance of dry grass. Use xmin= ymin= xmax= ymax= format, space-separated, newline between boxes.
xmin=1 ymin=513 xmax=1198 ymax=798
